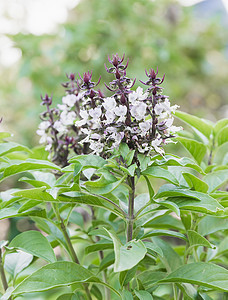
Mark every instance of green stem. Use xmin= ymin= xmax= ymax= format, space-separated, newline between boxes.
xmin=0 ymin=250 xmax=8 ymax=292
xmin=52 ymin=204 xmax=92 ymax=300
xmin=127 ymin=176 xmax=135 ymax=242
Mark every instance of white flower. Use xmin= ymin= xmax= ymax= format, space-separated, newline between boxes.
xmin=91 ymin=133 xmax=101 ymax=140
xmin=129 ymin=87 xmax=148 ymax=104
xmin=139 ymin=120 xmax=151 ymax=136
xmin=38 ymin=121 xmax=50 ymax=130
xmin=75 ymin=110 xmax=89 ymax=126
xmin=152 ymin=138 xmax=165 ymax=155
xmin=62 ymin=94 xmax=78 ymax=107
xmin=38 ymin=133 xmax=48 ymax=144
xmin=114 ymin=105 xmax=127 ymax=117
xmin=89 ymin=141 xmax=104 ymax=154
xmin=167 ymin=125 xmax=183 ymax=134
xmin=60 ymin=111 xmax=76 ymax=126
xmin=57 ymin=104 xmax=68 ymax=111
xmin=89 ymin=107 xmax=102 ymax=119
xmin=155 ymin=99 xmax=179 ymax=117
xmin=53 ymin=120 xmax=67 ymax=134
xmin=36 ymin=129 xmax=45 ymax=137
xmin=105 ymin=111 xmax=116 ymax=124
xmin=165 ymin=117 xmax=174 ymax=128
xmin=45 ymin=137 xmax=53 ymax=151
xmin=102 ymin=97 xmax=116 ymax=111
xmin=130 ymin=102 xmax=147 ymax=121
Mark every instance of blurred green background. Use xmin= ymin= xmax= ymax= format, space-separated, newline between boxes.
xmin=0 ymin=0 xmax=228 ymax=146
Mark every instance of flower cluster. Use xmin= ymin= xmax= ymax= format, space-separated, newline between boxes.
xmin=37 ymin=54 xmax=182 ymax=164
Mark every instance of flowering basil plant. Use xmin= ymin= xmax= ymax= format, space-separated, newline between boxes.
xmin=0 ymin=54 xmax=228 ymax=300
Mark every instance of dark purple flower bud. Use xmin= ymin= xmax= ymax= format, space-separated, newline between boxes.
xmin=69 ymin=73 xmax=75 ymax=81
xmin=116 ymin=69 xmax=121 ymax=79
xmin=83 ymin=71 xmax=92 ymax=84
xmin=120 ymin=94 xmax=126 ymax=104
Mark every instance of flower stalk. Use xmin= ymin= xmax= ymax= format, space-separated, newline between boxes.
xmin=127 ymin=176 xmax=135 ymax=242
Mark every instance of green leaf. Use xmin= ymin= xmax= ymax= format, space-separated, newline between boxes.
xmin=143 ymin=241 xmax=163 ymax=257
xmin=99 ymin=252 xmax=115 ymax=272
xmin=119 ymin=143 xmax=130 ymax=160
xmin=187 ymin=230 xmax=215 ymax=250
xmin=13 ymin=186 xmax=55 ymax=202
xmin=137 ymin=270 xmax=167 ymax=289
xmin=69 ymin=154 xmax=106 ymax=168
xmin=142 ymin=166 xmax=179 ymax=185
xmin=150 ymin=155 xmax=205 ymax=174
xmin=4 ymin=251 xmax=33 ymax=278
xmin=182 ymin=173 xmax=208 ymax=193
xmin=204 ymin=170 xmax=228 ymax=192
xmin=58 ymin=191 xmax=125 ymax=217
xmin=9 ymin=231 xmax=56 ymax=263
xmin=143 ymin=230 xmax=187 ymax=241
xmin=85 ymin=241 xmax=113 ymax=254
xmin=152 ymin=237 xmax=182 ymax=272
xmin=104 ymin=229 xmax=147 ymax=272
xmin=13 ymin=261 xmax=93 ymax=295
xmin=176 ymin=137 xmax=207 ymax=165
xmin=126 ymin=150 xmax=135 ymax=166
xmin=216 ymin=125 xmax=228 ymax=146
xmin=122 ymin=290 xmax=133 ymax=300
xmin=175 ymin=111 xmax=213 ymax=140
xmin=155 ymin=185 xmax=224 ymax=214
xmin=134 ymin=290 xmax=153 ymax=300
xmin=198 ymin=216 xmax=228 ymax=236
xmin=0 ymin=142 xmax=31 ymax=157
xmin=214 ymin=118 xmax=228 ymax=136
xmin=144 ymin=176 xmax=155 ymax=200
xmin=119 ymin=265 xmax=138 ymax=287
xmin=0 ymin=159 xmax=60 ymax=182
xmin=160 ymin=262 xmax=228 ymax=292
xmin=0 ymin=207 xmax=46 ymax=220
xmin=85 ymin=176 xmax=126 ymax=195
xmin=57 ymin=293 xmax=80 ymax=300
xmin=0 ymin=132 xmax=12 ymax=140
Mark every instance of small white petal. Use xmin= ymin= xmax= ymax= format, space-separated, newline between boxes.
xmin=62 ymin=94 xmax=77 ymax=107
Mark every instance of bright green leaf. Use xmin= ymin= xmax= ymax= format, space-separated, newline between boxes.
xmin=183 ymin=173 xmax=208 ymax=193
xmin=160 ymin=262 xmax=228 ymax=292
xmin=9 ymin=231 xmax=56 ymax=263
xmin=187 ymin=230 xmax=215 ymax=250
xmin=134 ymin=290 xmax=153 ymax=300
xmin=204 ymin=170 xmax=228 ymax=193
xmin=216 ymin=126 xmax=228 ymax=146
xmin=142 ymin=166 xmax=179 ymax=185
xmin=4 ymin=251 xmax=33 ymax=278
xmin=176 ymin=137 xmax=207 ymax=165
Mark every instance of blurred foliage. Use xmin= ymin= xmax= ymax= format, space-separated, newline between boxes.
xmin=0 ymin=0 xmax=228 ymax=146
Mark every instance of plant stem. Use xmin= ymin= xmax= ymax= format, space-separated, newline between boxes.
xmin=52 ymin=204 xmax=92 ymax=300
xmin=127 ymin=176 xmax=135 ymax=242
xmin=0 ymin=250 xmax=8 ymax=292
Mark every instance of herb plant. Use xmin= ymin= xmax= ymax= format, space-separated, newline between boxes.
xmin=0 ymin=55 xmax=228 ymax=300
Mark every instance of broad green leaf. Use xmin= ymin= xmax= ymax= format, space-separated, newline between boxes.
xmin=152 ymin=237 xmax=182 ymax=272
xmin=182 ymin=173 xmax=208 ymax=193
xmin=217 ymin=236 xmax=228 ymax=256
xmin=18 ymin=200 xmax=40 ymax=212
xmin=9 ymin=231 xmax=56 ymax=263
xmin=126 ymin=150 xmax=135 ymax=166
xmin=216 ymin=125 xmax=228 ymax=146
xmin=144 ymin=176 xmax=155 ymax=199
xmin=122 ymin=290 xmax=133 ymax=300
xmin=85 ymin=176 xmax=126 ymax=195
xmin=175 ymin=111 xmax=213 ymax=140
xmin=13 ymin=187 xmax=55 ymax=202
xmin=4 ymin=251 xmax=33 ymax=278
xmin=137 ymin=154 xmax=151 ymax=171
xmin=85 ymin=241 xmax=113 ymax=254
xmin=155 ymin=185 xmax=224 ymax=214
xmin=176 ymin=137 xmax=207 ymax=165
xmin=58 ymin=191 xmax=124 ymax=217
xmin=105 ymin=229 xmax=147 ymax=272
xmin=0 ymin=142 xmax=31 ymax=157
xmin=160 ymin=262 xmax=228 ymax=292
xmin=187 ymin=230 xmax=215 ymax=250
xmin=119 ymin=265 xmax=138 ymax=287
xmin=198 ymin=216 xmax=228 ymax=236
xmin=0 ymin=132 xmax=12 ymax=140
xmin=134 ymin=194 xmax=150 ymax=214
xmin=0 ymin=159 xmax=60 ymax=182
xmin=13 ymin=261 xmax=93 ymax=294
xmin=0 ymin=207 xmax=46 ymax=220
xmin=19 ymin=171 xmax=56 ymax=188
xmin=143 ymin=241 xmax=163 ymax=257
xmin=159 ymin=200 xmax=180 ymax=217
xmin=119 ymin=143 xmax=130 ymax=160
xmin=137 ymin=270 xmax=166 ymax=289
xmin=69 ymin=154 xmax=106 ymax=168
xmin=134 ymin=290 xmax=153 ymax=300
xmin=150 ymin=155 xmax=205 ymax=174
xmin=99 ymin=252 xmax=115 ymax=272
xmin=57 ymin=293 xmax=80 ymax=300
xmin=143 ymin=230 xmax=187 ymax=241
xmin=204 ymin=170 xmax=228 ymax=193
xmin=142 ymin=166 xmax=179 ymax=185
xmin=214 ymin=118 xmax=228 ymax=136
